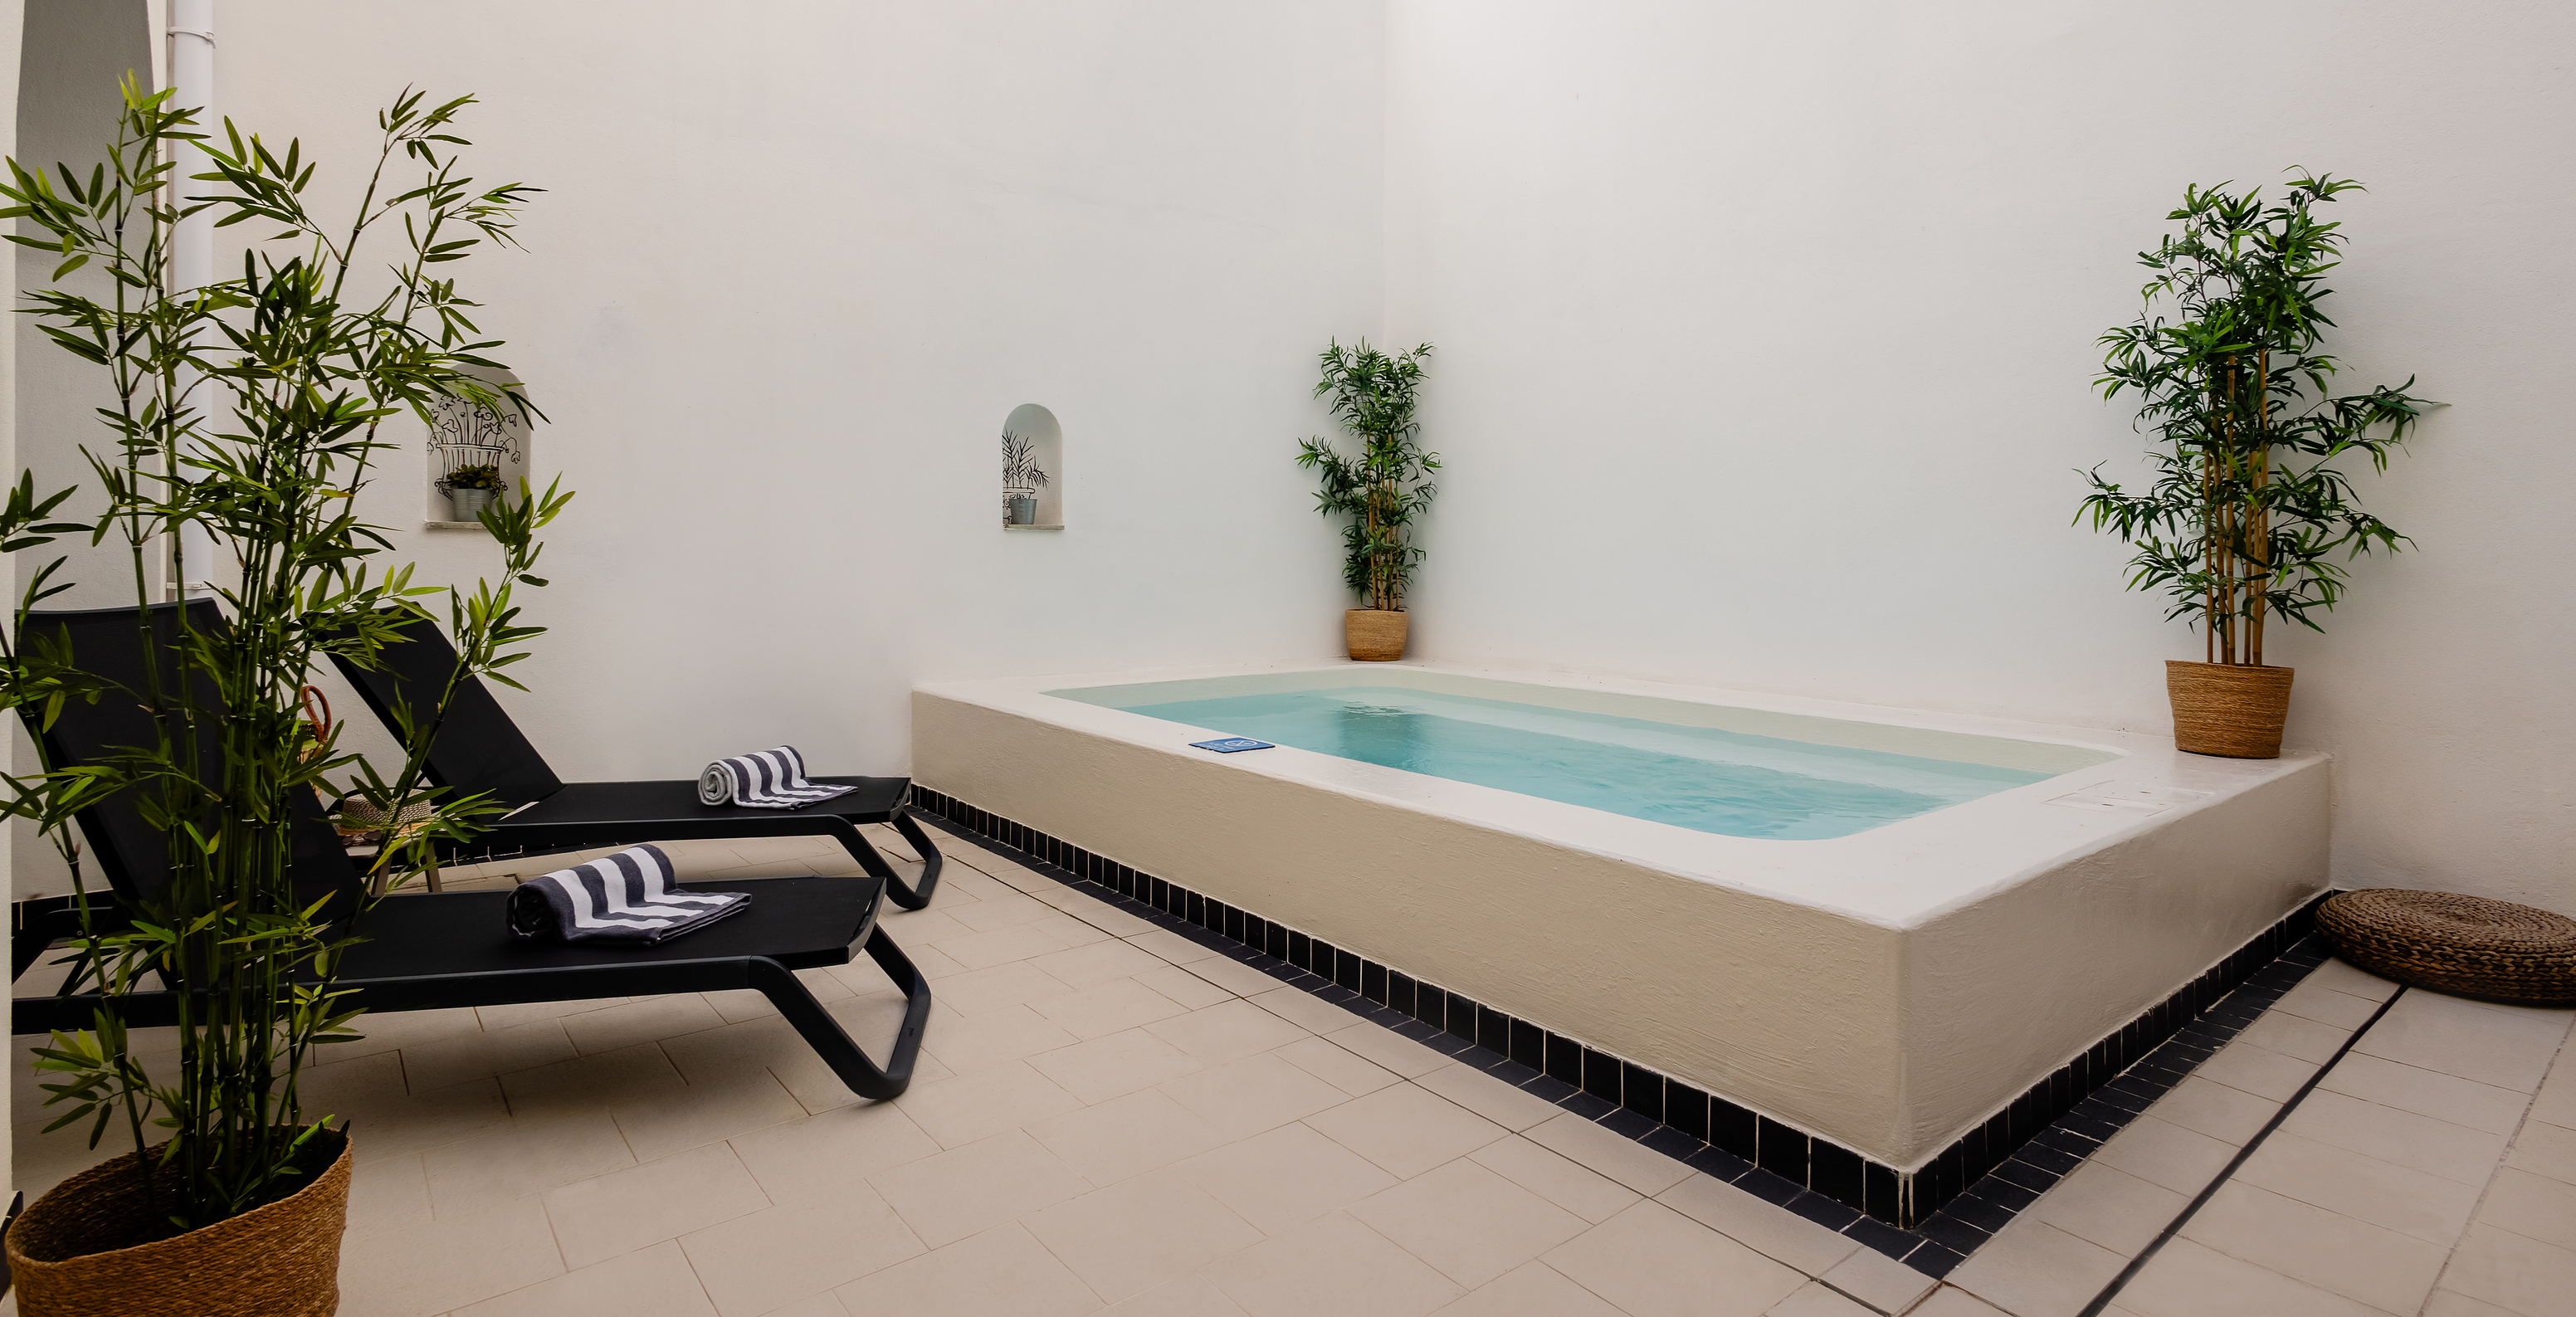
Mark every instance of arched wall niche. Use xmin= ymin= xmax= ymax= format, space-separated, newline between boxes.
xmin=1000 ymin=402 xmax=1062 ymax=530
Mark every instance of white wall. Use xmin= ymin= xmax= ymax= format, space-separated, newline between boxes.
xmin=1383 ymin=0 xmax=2576 ymax=914
xmin=195 ymin=2 xmax=1385 ymax=787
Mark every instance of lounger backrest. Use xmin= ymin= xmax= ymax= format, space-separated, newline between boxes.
xmin=19 ymin=602 xmax=365 ymax=921
xmin=326 ymin=608 xmax=564 ymax=809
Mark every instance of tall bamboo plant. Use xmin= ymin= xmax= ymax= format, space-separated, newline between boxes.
xmin=0 ymin=80 xmax=569 ymax=1237
xmin=2079 ymin=174 xmax=2430 ymax=666
xmin=1295 ymin=339 xmax=1437 ymax=612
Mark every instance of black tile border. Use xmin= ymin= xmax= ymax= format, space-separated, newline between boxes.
xmin=903 ymin=788 xmax=2330 ymax=1276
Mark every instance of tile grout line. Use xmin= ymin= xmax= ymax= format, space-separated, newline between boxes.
xmin=2074 ymin=984 xmax=2410 ymax=1317
xmin=2410 ymin=1012 xmax=2576 ymax=1316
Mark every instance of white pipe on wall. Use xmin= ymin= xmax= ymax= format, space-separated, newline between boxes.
xmin=166 ymin=0 xmax=214 ymax=596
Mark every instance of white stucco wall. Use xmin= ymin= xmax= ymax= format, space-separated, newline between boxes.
xmin=1383 ymin=0 xmax=2576 ymax=914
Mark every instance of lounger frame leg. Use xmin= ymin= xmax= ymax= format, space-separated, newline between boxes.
xmin=830 ymin=808 xmax=944 ymax=911
xmin=747 ymin=929 xmax=930 ymax=1101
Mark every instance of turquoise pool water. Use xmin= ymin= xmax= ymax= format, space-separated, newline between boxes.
xmin=1108 ymin=686 xmax=2056 ymax=841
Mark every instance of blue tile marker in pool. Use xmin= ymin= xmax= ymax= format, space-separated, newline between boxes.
xmin=1188 ymin=737 xmax=1275 ymax=754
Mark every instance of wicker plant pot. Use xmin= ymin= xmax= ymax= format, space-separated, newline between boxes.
xmin=2165 ymin=660 xmax=2294 ymax=758
xmin=7 ymin=1134 xmax=354 ymax=1317
xmin=1345 ymin=608 xmax=1408 ymax=662
xmin=2320 ymin=889 xmax=2576 ymax=1006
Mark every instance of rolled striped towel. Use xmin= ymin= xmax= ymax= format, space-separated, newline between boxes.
xmin=696 ymin=745 xmax=858 ymax=810
xmin=505 ymin=844 xmax=749 ymax=944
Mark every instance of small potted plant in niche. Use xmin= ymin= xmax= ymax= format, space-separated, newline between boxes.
xmin=0 ymin=83 xmax=563 ymax=1315
xmin=442 ymin=461 xmax=505 ymax=521
xmin=1001 ymin=431 xmax=1048 ymax=526
xmin=2080 ymin=173 xmax=2430 ymax=758
xmin=1296 ymin=339 xmax=1437 ymax=661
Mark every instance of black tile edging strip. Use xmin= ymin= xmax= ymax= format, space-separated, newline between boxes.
xmin=900 ymin=788 xmax=2331 ymax=1278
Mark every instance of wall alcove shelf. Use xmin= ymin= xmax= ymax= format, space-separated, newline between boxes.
xmin=1001 ymin=402 xmax=1064 ymax=530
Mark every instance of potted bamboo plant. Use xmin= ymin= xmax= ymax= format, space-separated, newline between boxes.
xmin=1295 ymin=339 xmax=1437 ymax=661
xmin=0 ymin=82 xmax=566 ymax=1316
xmin=441 ymin=461 xmax=505 ymax=521
xmin=2080 ymin=173 xmax=2429 ymax=758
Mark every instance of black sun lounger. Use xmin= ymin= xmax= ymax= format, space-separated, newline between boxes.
xmin=325 ymin=609 xmax=945 ymax=910
xmin=9 ymin=602 xmax=929 ymax=1102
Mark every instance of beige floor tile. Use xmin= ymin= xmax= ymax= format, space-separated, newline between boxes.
xmin=1432 ymin=1260 xmax=1622 ymax=1316
xmin=1148 ymin=1000 xmax=1310 ymax=1063
xmin=923 ymin=1002 xmax=1083 ymax=1071
xmin=336 ymin=1193 xmax=565 ymax=1317
xmin=702 ymin=988 xmax=782 ymax=1022
xmin=2442 ymin=1222 xmax=2576 ymax=1317
xmin=2145 ymin=1076 xmax=2278 ymax=1145
xmin=901 ymin=1058 xmax=1088 ymax=1147
xmin=2027 ymin=1158 xmax=2188 ymax=1256
xmin=1159 ymin=1051 xmax=1356 ymax=1140
xmin=1764 ymin=1280 xmax=1880 ymax=1317
xmin=1654 ymin=1171 xmax=1856 ymax=1275
xmin=1909 ymin=1288 xmax=2017 ymax=1317
xmin=876 ymin=908 xmax=976 ymax=947
xmin=344 ymin=1150 xmax=436 ymax=1238
xmin=1032 ymin=977 xmax=1191 ymax=1039
xmin=2352 ymin=993 xmax=2570 ymax=1092
xmin=1030 ymin=1027 xmax=1209 ymax=1105
xmin=1027 ymin=1165 xmax=1268 ymax=1301
xmin=449 ymin=1237 xmax=716 ymax=1317
xmin=869 ymin=1128 xmax=1093 ymax=1247
xmin=2181 ymin=1180 xmax=2447 ymax=1313
xmin=1276 ymin=1033 xmax=1403 ymax=1095
xmin=2300 ymin=958 xmax=2401 ymax=1002
xmin=560 ymin=994 xmax=730 ymax=1056
xmin=1062 ymin=903 xmax=1163 ymax=940
xmin=2319 ymin=1053 xmax=2534 ymax=1135
xmin=2274 ymin=980 xmax=2388 ymax=1031
xmin=2422 ymin=1290 xmax=2529 ymax=1317
xmin=2281 ymin=1090 xmax=2512 ymax=1185
xmin=1180 ymin=1119 xmax=1402 ymax=1234
xmin=1352 ymin=1157 xmax=1590 ymax=1287
xmin=1308 ymin=1082 xmax=1509 ymax=1179
xmin=1127 ymin=928 xmax=1227 ymax=964
xmin=1541 ymin=1199 xmax=1806 ymax=1317
xmin=500 ymin=1040 xmax=690 ymax=1122
xmin=1416 ymin=1063 xmax=1567 ymax=1133
xmin=2237 ymin=1010 xmax=2359 ymax=1065
xmin=1177 ymin=955 xmax=1292 ymax=998
xmin=728 ymin=1100 xmax=942 ymax=1202
xmin=680 ymin=1177 xmax=927 ymax=1317
xmin=543 ymin=1140 xmax=773 ymax=1268
xmin=2113 ymin=1237 xmax=2388 ymax=1317
xmin=1134 ymin=963 xmax=1237 ymax=1009
xmin=1946 ymin=1217 xmax=2127 ymax=1317
xmin=300 ymin=1048 xmax=410 ymax=1109
xmin=2534 ymin=1056 xmax=2576 ymax=1129
xmin=1473 ymin=1135 xmax=1642 ymax=1224
xmin=2091 ymin=1114 xmax=2241 ymax=1194
xmin=1027 ymin=910 xmax=1116 ymax=949
xmin=2237 ymin=1129 xmax=2482 ymax=1244
xmin=949 ymin=891 xmax=1061 ymax=932
xmin=1031 ymin=1086 xmax=1232 ymax=1184
xmin=334 ymin=1005 xmax=487 ymax=1064
xmin=475 ymin=996 xmax=636 ymax=1032
xmin=1209 ymin=1209 xmax=1466 ymax=1317
xmin=1325 ymin=1023 xmax=1451 ymax=1079
xmin=832 ymin=1220 xmax=1102 ymax=1317
xmin=2196 ymin=1040 xmax=2318 ymax=1102
xmin=1248 ymin=986 xmax=1367 ymax=1033
xmin=610 ymin=1066 xmax=809 ymax=1163
xmin=422 ymin=1108 xmax=640 ymax=1218
xmin=1100 ymin=1274 xmax=1252 ymax=1315
xmin=402 ymin=1017 xmax=580 ymax=1090
xmin=2505 ymin=1118 xmax=2576 ymax=1183
xmin=1032 ymin=938 xmax=1173 ymax=990
xmin=900 ymin=941 xmax=974 ymax=981
xmin=336 ymin=1077 xmax=516 ymax=1166
xmin=1520 ymin=1111 xmax=1690 ymax=1195
xmin=1822 ymin=1246 xmax=1936 ymax=1313
xmin=942 ymin=920 xmax=1089 ymax=970
xmin=2479 ymin=1166 xmax=2576 ymax=1251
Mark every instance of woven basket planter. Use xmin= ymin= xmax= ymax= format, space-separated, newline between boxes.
xmin=1345 ymin=608 xmax=1408 ymax=662
xmin=2320 ymin=889 xmax=2576 ymax=1006
xmin=7 ymin=1134 xmax=354 ymax=1317
xmin=2165 ymin=660 xmax=2294 ymax=758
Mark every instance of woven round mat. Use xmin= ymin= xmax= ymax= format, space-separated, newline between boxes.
xmin=2319 ymin=889 xmax=2576 ymax=1006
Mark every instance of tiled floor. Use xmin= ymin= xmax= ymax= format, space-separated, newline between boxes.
xmin=7 ymin=831 xmax=2571 ymax=1317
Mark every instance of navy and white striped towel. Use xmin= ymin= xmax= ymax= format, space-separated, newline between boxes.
xmin=696 ymin=745 xmax=856 ymax=810
xmin=505 ymin=844 xmax=749 ymax=944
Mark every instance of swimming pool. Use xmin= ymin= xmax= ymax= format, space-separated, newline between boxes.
xmin=1100 ymin=685 xmax=2077 ymax=840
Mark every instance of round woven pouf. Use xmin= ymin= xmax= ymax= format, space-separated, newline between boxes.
xmin=2319 ymin=889 xmax=2576 ymax=1006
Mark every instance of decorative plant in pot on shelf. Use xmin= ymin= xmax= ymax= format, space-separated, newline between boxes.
xmin=2079 ymin=173 xmax=2430 ymax=758
xmin=1295 ymin=339 xmax=1437 ymax=661
xmin=1000 ymin=430 xmax=1049 ymax=526
xmin=441 ymin=461 xmax=505 ymax=522
xmin=0 ymin=82 xmax=567 ymax=1316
